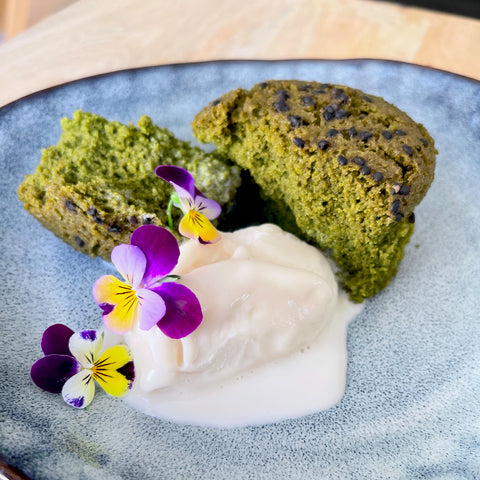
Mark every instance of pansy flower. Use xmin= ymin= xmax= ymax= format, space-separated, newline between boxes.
xmin=31 ymin=324 xmax=134 ymax=409
xmin=155 ymin=165 xmax=222 ymax=244
xmin=93 ymin=224 xmax=202 ymax=337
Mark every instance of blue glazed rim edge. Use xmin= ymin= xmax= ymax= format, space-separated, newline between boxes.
xmin=2 ymin=58 xmax=479 ymax=112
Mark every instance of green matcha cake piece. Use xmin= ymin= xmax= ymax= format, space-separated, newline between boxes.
xmin=192 ymin=80 xmax=436 ymax=301
xmin=18 ymin=110 xmax=241 ymax=260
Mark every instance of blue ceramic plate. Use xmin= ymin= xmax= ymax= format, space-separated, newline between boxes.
xmin=0 ymin=60 xmax=479 ymax=480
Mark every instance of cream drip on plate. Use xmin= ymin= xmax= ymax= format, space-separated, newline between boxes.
xmin=118 ymin=224 xmax=362 ymax=427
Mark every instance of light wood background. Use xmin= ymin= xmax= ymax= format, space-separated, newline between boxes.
xmin=0 ymin=0 xmax=478 ymax=108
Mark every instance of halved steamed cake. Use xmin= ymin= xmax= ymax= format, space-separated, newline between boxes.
xmin=192 ymin=80 xmax=436 ymax=301
xmin=18 ymin=110 xmax=241 ymax=260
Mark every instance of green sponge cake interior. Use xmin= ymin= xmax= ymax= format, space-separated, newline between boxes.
xmin=18 ymin=110 xmax=241 ymax=260
xmin=192 ymin=80 xmax=436 ymax=301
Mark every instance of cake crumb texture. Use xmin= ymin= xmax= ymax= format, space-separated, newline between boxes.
xmin=192 ymin=80 xmax=437 ymax=301
xmin=18 ymin=110 xmax=241 ymax=260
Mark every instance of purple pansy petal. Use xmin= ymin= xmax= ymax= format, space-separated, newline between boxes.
xmin=194 ymin=195 xmax=222 ymax=220
xmin=111 ymin=244 xmax=146 ymax=289
xmin=155 ymin=165 xmax=196 ymax=198
xmin=41 ymin=324 xmax=74 ymax=356
xmin=151 ymin=282 xmax=203 ymax=339
xmin=130 ymin=225 xmax=180 ymax=286
xmin=31 ymin=354 xmax=81 ymax=393
xmin=135 ymin=288 xmax=167 ymax=331
xmin=69 ymin=330 xmax=104 ymax=368
xmin=193 ymin=186 xmax=205 ymax=198
xmin=62 ymin=370 xmax=95 ymax=409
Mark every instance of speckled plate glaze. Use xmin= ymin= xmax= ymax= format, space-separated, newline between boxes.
xmin=1 ymin=60 xmax=479 ymax=480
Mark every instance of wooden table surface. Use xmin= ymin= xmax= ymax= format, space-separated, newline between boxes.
xmin=0 ymin=0 xmax=479 ymax=108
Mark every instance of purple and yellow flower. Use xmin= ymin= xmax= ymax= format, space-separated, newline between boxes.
xmin=93 ymin=224 xmax=202 ymax=337
xmin=30 ymin=324 xmax=134 ymax=409
xmin=155 ymin=165 xmax=222 ymax=244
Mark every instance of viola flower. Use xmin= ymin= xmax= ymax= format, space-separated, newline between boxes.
xmin=155 ymin=165 xmax=222 ymax=244
xmin=93 ymin=224 xmax=202 ymax=337
xmin=30 ymin=324 xmax=134 ymax=409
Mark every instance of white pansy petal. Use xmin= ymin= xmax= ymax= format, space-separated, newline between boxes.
xmin=195 ymin=195 xmax=222 ymax=220
xmin=62 ymin=370 xmax=95 ymax=408
xmin=174 ymin=184 xmax=196 ymax=213
xmin=69 ymin=330 xmax=104 ymax=368
xmin=111 ymin=244 xmax=146 ymax=289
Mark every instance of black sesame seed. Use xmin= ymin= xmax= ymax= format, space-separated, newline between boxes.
xmin=64 ymin=200 xmax=77 ymax=212
xmin=399 ymin=185 xmax=411 ymax=195
xmin=327 ymin=128 xmax=339 ymax=137
xmin=348 ymin=126 xmax=358 ymax=137
xmin=301 ymin=95 xmax=315 ymax=106
xmin=337 ymin=155 xmax=348 ymax=166
xmin=317 ymin=140 xmax=329 ymax=150
xmin=312 ymin=89 xmax=326 ymax=94
xmin=276 ymin=89 xmax=290 ymax=100
xmin=361 ymin=165 xmax=371 ymax=175
xmin=129 ymin=216 xmax=139 ymax=225
xmin=382 ymin=130 xmax=393 ymax=140
xmin=391 ymin=200 xmax=400 ymax=214
xmin=299 ymin=84 xmax=311 ymax=91
xmin=402 ymin=145 xmax=413 ymax=156
xmin=360 ymin=131 xmax=373 ymax=141
xmin=108 ymin=225 xmax=122 ymax=233
xmin=335 ymin=109 xmax=347 ymax=119
xmin=293 ymin=137 xmax=305 ymax=148
xmin=323 ymin=109 xmax=335 ymax=121
xmin=288 ymin=115 xmax=302 ymax=128
xmin=391 ymin=183 xmax=401 ymax=194
xmin=408 ymin=212 xmax=415 ymax=223
xmin=330 ymin=103 xmax=340 ymax=112
xmin=363 ymin=95 xmax=373 ymax=103
xmin=420 ymin=137 xmax=429 ymax=146
xmin=87 ymin=206 xmax=102 ymax=223
xmin=325 ymin=105 xmax=335 ymax=113
xmin=74 ymin=236 xmax=85 ymax=247
xmin=395 ymin=129 xmax=406 ymax=136
xmin=394 ymin=213 xmax=404 ymax=222
xmin=273 ymin=100 xmax=289 ymax=112
xmin=259 ymin=82 xmax=268 ymax=88
xmin=353 ymin=156 xmax=366 ymax=166
xmin=321 ymin=83 xmax=330 ymax=89
xmin=211 ymin=99 xmax=221 ymax=106
xmin=331 ymin=88 xmax=345 ymax=97
xmin=142 ymin=216 xmax=153 ymax=225
xmin=371 ymin=172 xmax=384 ymax=182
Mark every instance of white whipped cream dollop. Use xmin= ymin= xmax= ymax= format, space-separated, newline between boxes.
xmin=122 ymin=224 xmax=362 ymax=427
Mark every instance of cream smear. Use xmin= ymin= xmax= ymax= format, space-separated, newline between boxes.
xmin=122 ymin=224 xmax=363 ymax=427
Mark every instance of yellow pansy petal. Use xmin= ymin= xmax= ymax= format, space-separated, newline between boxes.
xmin=92 ymin=345 xmax=134 ymax=397
xmin=93 ymin=275 xmax=140 ymax=333
xmin=102 ymin=294 xmax=140 ymax=334
xmin=179 ymin=210 xmax=221 ymax=244
xmin=93 ymin=275 xmax=130 ymax=305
